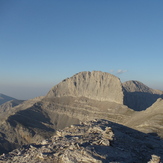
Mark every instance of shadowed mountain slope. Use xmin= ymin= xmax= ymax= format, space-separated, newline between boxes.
xmin=125 ymin=98 xmax=163 ymax=138
xmin=0 ymin=94 xmax=16 ymax=105
xmin=122 ymin=80 xmax=163 ymax=111
xmin=0 ymin=97 xmax=45 ymax=154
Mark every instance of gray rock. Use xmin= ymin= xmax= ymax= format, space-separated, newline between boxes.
xmin=46 ymin=71 xmax=124 ymax=104
xmin=0 ymin=119 xmax=163 ymax=163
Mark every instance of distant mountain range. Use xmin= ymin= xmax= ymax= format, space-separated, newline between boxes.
xmin=0 ymin=93 xmax=16 ymax=105
xmin=0 ymin=71 xmax=163 ymax=162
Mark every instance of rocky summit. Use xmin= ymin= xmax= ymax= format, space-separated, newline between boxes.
xmin=0 ymin=119 xmax=162 ymax=163
xmin=46 ymin=71 xmax=124 ymax=104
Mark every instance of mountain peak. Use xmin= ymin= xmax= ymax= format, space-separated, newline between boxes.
xmin=122 ymin=80 xmax=163 ymax=111
xmin=123 ymin=80 xmax=163 ymax=94
xmin=46 ymin=71 xmax=124 ymax=104
xmin=122 ymin=80 xmax=152 ymax=93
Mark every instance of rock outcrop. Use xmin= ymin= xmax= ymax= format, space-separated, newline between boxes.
xmin=0 ymin=119 xmax=162 ymax=163
xmin=123 ymin=80 xmax=163 ymax=111
xmin=46 ymin=71 xmax=124 ymax=104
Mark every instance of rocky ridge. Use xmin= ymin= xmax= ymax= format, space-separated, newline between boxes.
xmin=0 ymin=119 xmax=162 ymax=163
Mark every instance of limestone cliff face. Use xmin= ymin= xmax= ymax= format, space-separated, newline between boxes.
xmin=46 ymin=71 xmax=124 ymax=104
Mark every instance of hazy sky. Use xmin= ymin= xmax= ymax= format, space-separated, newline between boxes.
xmin=1 ymin=0 xmax=163 ymax=100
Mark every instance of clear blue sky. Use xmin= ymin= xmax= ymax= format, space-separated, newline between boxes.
xmin=1 ymin=0 xmax=163 ymax=99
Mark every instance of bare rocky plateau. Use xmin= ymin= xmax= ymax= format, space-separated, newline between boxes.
xmin=0 ymin=71 xmax=163 ymax=162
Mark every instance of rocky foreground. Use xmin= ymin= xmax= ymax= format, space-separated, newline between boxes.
xmin=0 ymin=119 xmax=162 ymax=163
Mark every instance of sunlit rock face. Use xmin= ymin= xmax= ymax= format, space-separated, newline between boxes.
xmin=46 ymin=71 xmax=124 ymax=104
